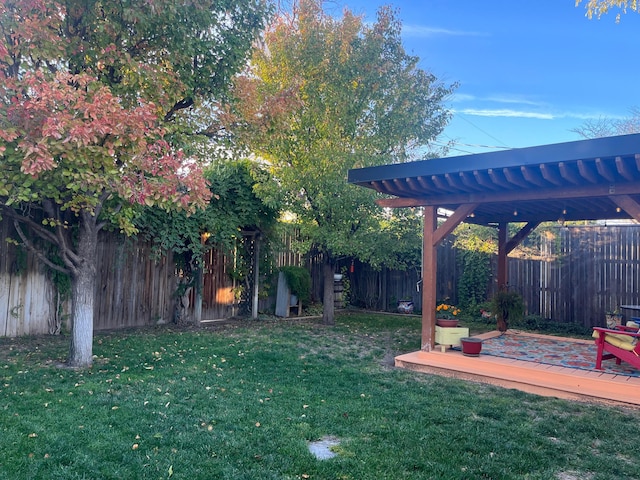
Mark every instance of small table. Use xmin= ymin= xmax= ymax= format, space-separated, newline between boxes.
xmin=619 ymin=305 xmax=640 ymax=323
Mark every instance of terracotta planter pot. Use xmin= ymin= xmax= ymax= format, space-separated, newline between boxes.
xmin=436 ymin=319 xmax=459 ymax=328
xmin=460 ymin=337 xmax=482 ymax=356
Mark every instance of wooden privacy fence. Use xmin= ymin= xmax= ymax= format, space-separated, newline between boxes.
xmin=332 ymin=239 xmax=457 ymax=313
xmin=5 ymin=218 xmax=640 ymax=337
xmin=511 ymin=225 xmax=640 ymax=328
xmin=342 ymin=225 xmax=640 ymax=328
xmin=1 ymin=220 xmax=177 ymax=335
xmin=0 ymin=219 xmax=56 ymax=336
xmin=94 ymin=234 xmax=176 ymax=330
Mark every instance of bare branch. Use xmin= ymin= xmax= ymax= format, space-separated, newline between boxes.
xmin=164 ymin=97 xmax=194 ymax=122
xmin=3 ymin=204 xmax=83 ymax=271
xmin=12 ymin=220 xmax=70 ymax=275
xmin=2 ymin=205 xmax=59 ymax=245
xmin=93 ymin=189 xmax=109 ymax=219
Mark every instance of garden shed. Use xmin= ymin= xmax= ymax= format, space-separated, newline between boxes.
xmin=348 ymin=133 xmax=640 ymax=351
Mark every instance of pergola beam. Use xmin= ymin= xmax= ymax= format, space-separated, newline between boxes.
xmin=505 ymin=222 xmax=541 ymax=254
xmin=496 ymin=221 xmax=541 ymax=292
xmin=432 ymin=204 xmax=478 ymax=246
xmin=611 ymin=195 xmax=640 ymax=222
xmin=376 ymin=180 xmax=640 ymax=209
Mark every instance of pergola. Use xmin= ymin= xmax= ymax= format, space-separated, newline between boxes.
xmin=348 ymin=133 xmax=640 ymax=351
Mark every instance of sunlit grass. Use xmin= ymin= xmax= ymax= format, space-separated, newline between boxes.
xmin=1 ymin=312 xmax=638 ymax=479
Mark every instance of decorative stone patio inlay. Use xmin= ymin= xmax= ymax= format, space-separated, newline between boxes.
xmin=308 ymin=436 xmax=340 ymax=460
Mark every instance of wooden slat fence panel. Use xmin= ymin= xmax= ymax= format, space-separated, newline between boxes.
xmin=0 ymin=220 xmax=55 ymax=336
xmin=94 ymin=233 xmax=176 ymax=330
xmin=508 ymin=226 xmax=640 ymax=327
xmin=345 ymin=240 xmax=457 ymax=312
xmin=200 ymin=247 xmax=236 ymax=320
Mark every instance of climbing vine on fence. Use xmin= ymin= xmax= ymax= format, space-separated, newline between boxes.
xmin=454 ymin=225 xmax=496 ymax=308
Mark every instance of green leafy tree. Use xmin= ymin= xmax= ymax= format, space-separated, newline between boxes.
xmin=0 ymin=0 xmax=269 ymax=367
xmin=137 ymin=159 xmax=278 ymax=313
xmin=229 ymin=0 xmax=455 ymax=324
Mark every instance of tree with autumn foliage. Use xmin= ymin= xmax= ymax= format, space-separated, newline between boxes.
xmin=576 ymin=0 xmax=639 ymax=20
xmin=229 ymin=0 xmax=455 ymax=324
xmin=0 ymin=0 xmax=269 ymax=367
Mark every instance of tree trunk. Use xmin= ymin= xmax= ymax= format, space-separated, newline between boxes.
xmin=322 ymin=257 xmax=335 ymax=325
xmin=67 ymin=217 xmax=98 ymax=368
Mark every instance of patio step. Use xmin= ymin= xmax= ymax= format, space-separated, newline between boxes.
xmin=396 ymin=349 xmax=640 ymax=407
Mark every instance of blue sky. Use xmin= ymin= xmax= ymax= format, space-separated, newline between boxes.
xmin=334 ymin=0 xmax=640 ymax=155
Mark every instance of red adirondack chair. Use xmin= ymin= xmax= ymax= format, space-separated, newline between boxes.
xmin=592 ymin=326 xmax=640 ymax=370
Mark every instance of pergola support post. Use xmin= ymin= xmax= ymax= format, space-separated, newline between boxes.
xmin=497 ymin=222 xmax=508 ymax=289
xmin=421 ymin=206 xmax=437 ymax=351
xmin=421 ymin=204 xmax=477 ymax=351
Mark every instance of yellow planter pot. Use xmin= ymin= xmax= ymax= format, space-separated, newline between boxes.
xmin=435 ymin=325 xmax=469 ymax=347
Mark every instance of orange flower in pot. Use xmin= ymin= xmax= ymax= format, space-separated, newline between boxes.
xmin=436 ymin=303 xmax=460 ymax=327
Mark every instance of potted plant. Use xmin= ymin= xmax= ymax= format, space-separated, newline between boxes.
xmin=605 ymin=307 xmax=623 ymax=329
xmin=436 ymin=302 xmax=460 ymax=327
xmin=489 ymin=290 xmax=524 ymax=332
xmin=397 ymin=299 xmax=414 ymax=314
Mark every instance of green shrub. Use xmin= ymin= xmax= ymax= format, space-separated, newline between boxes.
xmin=490 ymin=290 xmax=524 ymax=331
xmin=280 ymin=265 xmax=312 ymax=304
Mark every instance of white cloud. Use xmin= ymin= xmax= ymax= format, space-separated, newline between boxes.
xmin=450 ymin=93 xmax=476 ymax=103
xmin=457 ymin=108 xmax=555 ymax=120
xmin=556 ymin=111 xmax=627 ymax=121
xmin=485 ymin=95 xmax=542 ymax=106
xmin=451 ymin=91 xmax=630 ymax=122
xmin=402 ymin=24 xmax=487 ymax=38
xmin=456 ymin=107 xmax=628 ymax=121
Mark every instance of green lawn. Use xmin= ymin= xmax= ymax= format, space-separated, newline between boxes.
xmin=1 ymin=312 xmax=638 ymax=479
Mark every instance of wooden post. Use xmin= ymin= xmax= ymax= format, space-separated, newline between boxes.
xmin=421 ymin=206 xmax=438 ymax=351
xmin=251 ymin=235 xmax=260 ymax=319
xmin=194 ymin=265 xmax=203 ymax=324
xmin=497 ymin=222 xmax=508 ymax=289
